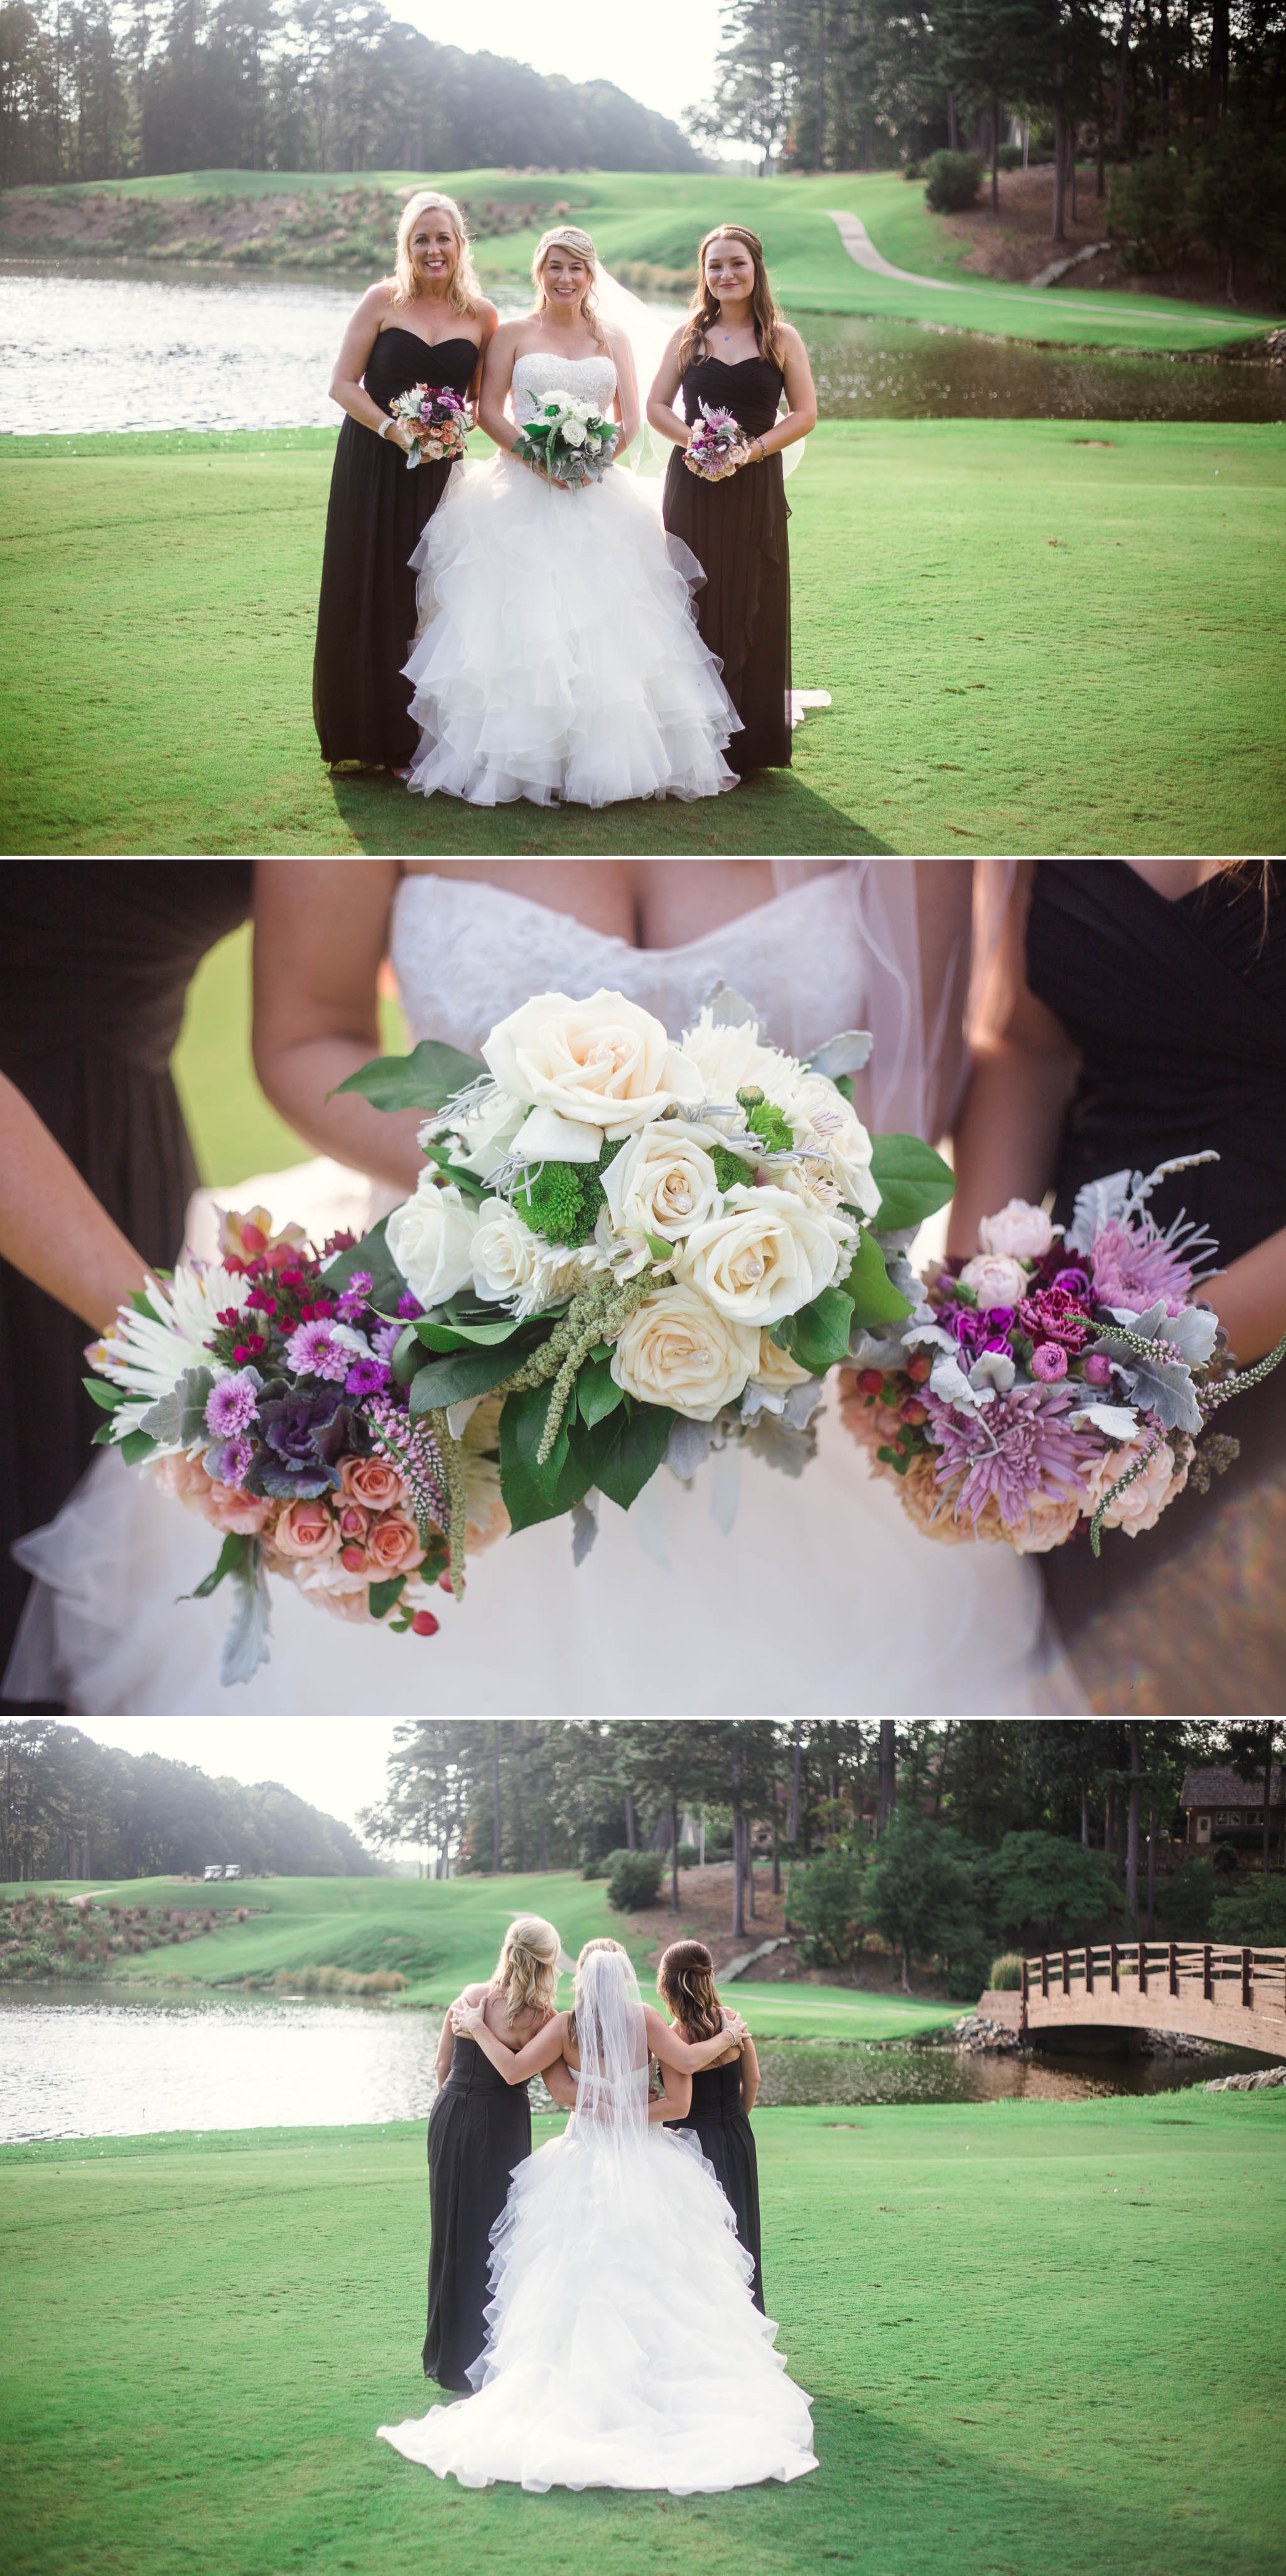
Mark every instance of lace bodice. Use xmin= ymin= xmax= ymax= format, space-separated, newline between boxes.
xmin=511 ymin=350 xmax=617 ymax=424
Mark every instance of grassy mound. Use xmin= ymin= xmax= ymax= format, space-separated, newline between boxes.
xmin=1 ymin=2095 xmax=1280 ymax=2576
xmin=3 ymin=418 xmax=1282 ymax=860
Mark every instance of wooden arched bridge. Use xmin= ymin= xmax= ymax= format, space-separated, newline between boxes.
xmin=981 ymin=1942 xmax=1286 ymax=2055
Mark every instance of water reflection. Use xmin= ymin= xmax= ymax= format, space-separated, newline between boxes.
xmin=2 ymin=259 xmax=1280 ymax=436
xmin=0 ymin=1987 xmax=1253 ymax=2143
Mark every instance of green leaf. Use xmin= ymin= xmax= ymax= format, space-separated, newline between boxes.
xmin=578 ymin=1356 xmax=624 ymax=1428
xmin=320 ymin=1215 xmax=404 ymax=1310
xmin=180 ymin=1532 xmax=249 ymax=1599
xmin=869 ymin=1133 xmax=955 ymax=1234
xmin=875 ymin=1443 xmax=912 ymax=1477
xmin=408 ymin=1336 xmax=544 ymax=1415
xmin=644 ymin=1232 xmax=676 ymax=1264
xmin=332 ymin=1039 xmax=485 ymax=1116
xmin=421 ymin=1138 xmax=487 ymax=1199
xmin=369 ymin=1574 xmax=408 ymax=1621
xmin=499 ymin=1387 xmax=598 ymax=1533
xmin=392 ymin=1324 xmax=424 ymax=1386
xmin=119 ymin=1429 xmax=159 ymax=1467
xmin=787 ymin=1285 xmax=856 ymax=1373
xmin=840 ymin=1231 xmax=914 ymax=1329
xmin=417 ymin=1310 xmax=526 ymax=1349
xmin=83 ymin=1377 xmax=126 ymax=1412
xmin=90 ymin=1418 xmax=119 ymax=1447
xmin=593 ymin=1400 xmax=676 ymax=1514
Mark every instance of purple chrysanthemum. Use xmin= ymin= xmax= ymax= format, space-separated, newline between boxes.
xmin=335 ymin=1273 xmax=373 ymax=1323
xmin=396 ymin=1288 xmax=425 ymax=1320
xmin=345 ymin=1356 xmax=392 ymax=1399
xmin=1089 ymin=1218 xmax=1195 ymax=1318
xmin=924 ymin=1383 xmax=1098 ymax=1527
xmin=205 ymin=1433 xmax=255 ymax=1487
xmin=372 ymin=1320 xmax=403 ymax=1365
xmin=285 ymin=1318 xmax=351 ymax=1382
xmin=204 ymin=1371 xmax=260 ymax=1437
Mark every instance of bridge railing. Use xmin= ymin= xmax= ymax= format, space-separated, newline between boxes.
xmin=1020 ymin=1941 xmax=1286 ymax=2014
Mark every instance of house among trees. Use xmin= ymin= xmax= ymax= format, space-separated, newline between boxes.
xmin=1181 ymin=1766 xmax=1284 ymax=1865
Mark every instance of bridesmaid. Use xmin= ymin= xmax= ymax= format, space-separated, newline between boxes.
xmin=0 ymin=860 xmax=250 ymax=1696
xmin=656 ymin=1940 xmax=764 ymax=2310
xmin=647 ymin=228 xmax=816 ymax=776
xmin=313 ymin=192 xmax=497 ymax=774
xmin=948 ymin=860 xmax=1286 ymax=1716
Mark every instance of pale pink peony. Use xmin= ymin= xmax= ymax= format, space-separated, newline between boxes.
xmin=1000 ymin=1490 xmax=1085 ymax=1554
xmin=366 ymin=1511 xmax=424 ymax=1574
xmin=273 ymin=1497 xmax=338 ymax=1558
xmin=340 ymin=1456 xmax=406 ymax=1510
xmin=958 ymin=1252 xmax=1027 ymax=1307
xmin=1079 ymin=1434 xmax=1191 ymax=1536
xmin=979 ymin=1200 xmax=1056 ymax=1261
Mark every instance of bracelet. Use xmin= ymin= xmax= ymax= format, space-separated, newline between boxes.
xmin=377 ymin=416 xmax=392 ymax=439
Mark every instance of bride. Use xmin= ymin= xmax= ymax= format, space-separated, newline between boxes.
xmin=377 ymin=1939 xmax=817 ymax=2493
xmin=402 ymin=225 xmax=740 ymax=808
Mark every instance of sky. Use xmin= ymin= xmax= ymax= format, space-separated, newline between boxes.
xmin=69 ymin=1718 xmax=404 ymax=1838
xmin=389 ymin=1 xmax=728 ymax=139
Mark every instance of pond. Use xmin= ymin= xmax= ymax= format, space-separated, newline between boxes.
xmin=3 ymin=259 xmax=1283 ymax=438
xmin=0 ymin=1986 xmax=1261 ymax=2143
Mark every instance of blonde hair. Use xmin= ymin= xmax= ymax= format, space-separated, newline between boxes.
xmin=678 ymin=225 xmax=785 ymax=374
xmin=566 ymin=1936 xmax=627 ymax=2049
xmin=531 ymin=224 xmax=607 ymax=350
xmin=392 ymin=191 xmax=481 ymax=315
xmin=490 ymin=1914 xmax=560 ymax=2027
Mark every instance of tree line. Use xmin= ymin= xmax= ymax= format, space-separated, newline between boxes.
xmin=689 ymin=0 xmax=1286 ymax=256
xmin=0 ymin=0 xmax=706 ymax=190
xmin=0 ymin=1718 xmax=374 ymax=1880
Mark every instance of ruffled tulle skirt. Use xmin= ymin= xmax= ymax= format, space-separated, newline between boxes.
xmin=402 ymin=455 xmax=741 ymax=808
xmin=377 ymin=2123 xmax=817 ymax=2493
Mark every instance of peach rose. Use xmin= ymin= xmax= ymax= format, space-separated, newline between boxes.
xmin=1079 ymin=1434 xmax=1191 ymax=1537
xmin=202 ymin=1483 xmax=273 ymax=1537
xmin=273 ymin=1497 xmax=338 ymax=1558
xmin=340 ymin=1457 xmax=406 ymax=1510
xmin=1000 ymin=1490 xmax=1085 ymax=1554
xmin=336 ymin=1499 xmax=370 ymax=1544
xmin=366 ymin=1511 xmax=424 ymax=1575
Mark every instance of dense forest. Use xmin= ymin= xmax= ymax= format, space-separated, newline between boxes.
xmin=0 ymin=1720 xmax=375 ymax=1880
xmin=0 ymin=1 xmax=706 ymax=188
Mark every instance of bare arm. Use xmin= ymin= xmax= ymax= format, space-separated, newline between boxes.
xmin=542 ymin=2057 xmax=579 ymax=2111
xmin=738 ymin=2032 xmax=760 ymax=2113
xmin=328 ymin=285 xmax=417 ymax=453
xmin=477 ymin=324 xmax=527 ymax=458
xmin=0 ymin=1072 xmax=148 ymax=1330
xmin=643 ymin=2003 xmax=748 ymax=2073
xmin=451 ymin=2002 xmax=570 ymax=2083
xmin=947 ymin=863 xmax=1081 ymax=1258
xmin=1203 ymin=1228 xmax=1286 ymax=1362
xmin=652 ymin=2057 xmax=692 ymax=2124
xmin=466 ymin=303 xmax=499 ymax=406
xmin=251 ymin=861 xmax=423 ymax=1192
xmin=646 ymin=330 xmax=690 ymax=451
xmin=435 ymin=1998 xmax=462 ymax=2086
xmin=607 ymin=329 xmax=640 ymax=461
xmin=751 ymin=326 xmax=818 ymax=462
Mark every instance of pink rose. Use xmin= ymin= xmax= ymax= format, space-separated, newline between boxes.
xmin=340 ymin=1456 xmax=405 ymax=1510
xmin=959 ymin=1252 xmax=1027 ymax=1307
xmin=978 ymin=1199 xmax=1055 ymax=1261
xmin=151 ymin=1450 xmax=271 ymax=1536
xmin=274 ymin=1497 xmax=338 ymax=1558
xmin=336 ymin=1499 xmax=370 ymax=1544
xmin=203 ymin=1483 xmax=273 ymax=1536
xmin=366 ymin=1511 xmax=424 ymax=1575
xmin=1080 ymin=1435 xmax=1191 ymax=1538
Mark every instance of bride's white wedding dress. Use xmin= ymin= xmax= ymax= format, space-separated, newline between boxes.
xmin=403 ymin=352 xmax=739 ymax=808
xmin=4 ymin=865 xmax=1084 ymax=1717
xmin=377 ymin=1949 xmax=816 ymax=2493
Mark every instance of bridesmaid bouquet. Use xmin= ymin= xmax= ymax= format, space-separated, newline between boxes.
xmin=85 ymin=988 xmax=951 ymax=1681
xmin=843 ymin=1155 xmax=1286 ymax=1556
xmin=512 ymin=392 xmax=620 ymax=488
xmin=387 ymin=383 xmax=470 ymax=468
xmin=684 ymin=404 xmax=747 ymax=481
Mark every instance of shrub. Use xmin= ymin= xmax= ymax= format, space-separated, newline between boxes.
xmin=924 ymin=150 xmax=985 ymax=213
xmin=1210 ymin=1873 xmax=1286 ymax=1944
xmin=947 ymin=1946 xmax=997 ymax=2001
xmin=998 ymin=143 xmax=1024 ymax=171
xmin=988 ymin=1953 xmax=1025 ymax=1990
xmin=902 ymin=158 xmax=924 ymax=181
xmin=583 ymin=1845 xmax=632 ymax=1882
xmin=607 ymin=1851 xmax=666 ymax=1912
xmin=676 ymin=1842 xmax=700 ymax=1870
xmin=790 ymin=1848 xmax=869 ymax=1968
xmin=1162 ymin=1856 xmax=1217 ymax=1936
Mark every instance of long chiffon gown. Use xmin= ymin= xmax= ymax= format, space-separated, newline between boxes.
xmin=423 ymin=2035 xmax=533 ymax=2392
xmin=313 ymin=328 xmax=478 ymax=770
xmin=662 ymin=355 xmax=792 ymax=774
xmin=673 ymin=2057 xmax=764 ymax=2311
xmin=0 ymin=859 xmax=251 ymax=1693
xmin=1029 ymin=860 xmax=1286 ymax=1716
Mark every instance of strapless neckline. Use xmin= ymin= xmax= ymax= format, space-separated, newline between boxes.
xmin=377 ymin=326 xmax=479 ymax=359
xmin=395 ymin=868 xmax=840 ymax=964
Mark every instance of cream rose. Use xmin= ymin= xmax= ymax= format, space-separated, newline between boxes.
xmin=610 ymin=1282 xmax=758 ymax=1421
xmin=778 ymin=1069 xmax=880 ymax=1217
xmin=483 ymin=988 xmax=702 ymax=1137
xmin=979 ymin=1199 xmax=1056 ymax=1260
xmin=754 ymin=1331 xmax=814 ymax=1395
xmin=1080 ymin=1434 xmax=1191 ymax=1537
xmin=470 ymin=1196 xmax=541 ymax=1305
xmin=677 ymin=1185 xmax=849 ymax=1327
xmin=387 ymin=1176 xmax=478 ymax=1309
xmin=958 ymin=1252 xmax=1027 ymax=1308
xmin=600 ymin=1119 xmax=723 ymax=1244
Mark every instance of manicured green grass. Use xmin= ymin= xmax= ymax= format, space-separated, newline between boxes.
xmin=722 ymin=1982 xmax=956 ymax=2040
xmin=14 ymin=167 xmax=1278 ymax=347
xmin=3 ymin=419 xmax=1282 ymax=858
xmin=1 ymin=2096 xmax=1281 ymax=2576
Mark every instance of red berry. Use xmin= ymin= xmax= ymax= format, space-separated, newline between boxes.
xmin=438 ymin=1571 xmax=454 ymax=1593
xmin=412 ymin=1610 xmax=440 ymax=1637
xmin=900 ymin=1398 xmax=929 ymax=1427
xmin=907 ymin=1352 xmax=932 ymax=1384
xmin=856 ymin=1367 xmax=883 ymax=1397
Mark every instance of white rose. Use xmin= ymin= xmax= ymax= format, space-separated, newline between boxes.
xmin=979 ymin=1199 xmax=1056 ymax=1260
xmin=562 ymin=421 xmax=587 ymax=448
xmin=678 ymin=1184 xmax=849 ymax=1327
xmin=483 ymin=988 xmax=702 ymax=1136
xmin=470 ymin=1197 xmax=541 ymax=1305
xmin=601 ymin=1119 xmax=723 ymax=1244
xmin=958 ymin=1253 xmax=1027 ymax=1308
xmin=777 ymin=1069 xmax=880 ymax=1217
xmin=753 ymin=1331 xmax=814 ymax=1395
xmin=610 ymin=1282 xmax=758 ymax=1421
xmin=386 ymin=1177 xmax=478 ymax=1308
xmin=437 ymin=1086 xmax=524 ymax=1182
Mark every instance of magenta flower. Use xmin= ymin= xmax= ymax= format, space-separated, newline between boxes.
xmin=1089 ymin=1218 xmax=1194 ymax=1318
xmin=1017 ymin=1285 xmax=1091 ymax=1352
xmin=372 ymin=1320 xmax=403 ymax=1364
xmin=925 ymin=1383 xmax=1097 ymax=1527
xmin=345 ymin=1356 xmax=392 ymax=1399
xmin=335 ymin=1273 xmax=374 ymax=1323
xmin=285 ymin=1319 xmax=351 ymax=1382
xmin=1081 ymin=1352 xmax=1113 ymax=1387
xmin=1030 ymin=1341 xmax=1069 ymax=1381
xmin=205 ymin=1371 xmax=260 ymax=1437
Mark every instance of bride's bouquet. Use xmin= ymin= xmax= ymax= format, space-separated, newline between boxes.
xmin=512 ymin=392 xmax=619 ymax=488
xmin=684 ymin=403 xmax=747 ymax=482
xmin=85 ymin=988 xmax=951 ymax=1681
xmin=387 ymin=383 xmax=470 ymax=467
xmin=843 ymin=1156 xmax=1286 ymax=1555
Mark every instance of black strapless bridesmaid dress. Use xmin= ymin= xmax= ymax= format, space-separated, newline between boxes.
xmin=662 ymin=355 xmax=792 ymax=775
xmin=313 ymin=328 xmax=479 ymax=771
xmin=1028 ymin=860 xmax=1286 ymax=1716
xmin=674 ymin=2056 xmax=764 ymax=2311
xmin=423 ymin=2034 xmax=532 ymax=2392
xmin=0 ymin=859 xmax=251 ymax=1694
